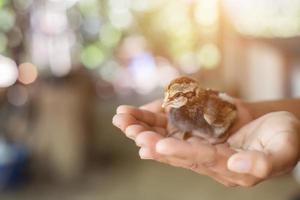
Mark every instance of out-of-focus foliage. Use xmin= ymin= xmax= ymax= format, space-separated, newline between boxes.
xmin=0 ymin=0 xmax=220 ymax=77
xmin=1 ymin=0 xmax=300 ymax=89
xmin=0 ymin=0 xmax=223 ymax=94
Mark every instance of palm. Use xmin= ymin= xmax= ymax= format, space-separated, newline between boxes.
xmin=113 ymin=99 xmax=300 ymax=187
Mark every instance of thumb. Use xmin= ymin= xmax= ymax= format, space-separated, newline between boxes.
xmin=227 ymin=151 xmax=272 ymax=178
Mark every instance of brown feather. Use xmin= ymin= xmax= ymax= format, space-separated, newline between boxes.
xmin=163 ymin=77 xmax=237 ymax=143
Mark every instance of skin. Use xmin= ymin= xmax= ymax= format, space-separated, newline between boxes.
xmin=247 ymin=99 xmax=300 ymax=119
xmin=112 ymin=99 xmax=300 ymax=187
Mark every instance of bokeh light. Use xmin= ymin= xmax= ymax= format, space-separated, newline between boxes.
xmin=0 ymin=0 xmax=4 ymax=8
xmin=0 ymin=8 xmax=16 ymax=32
xmin=128 ymin=52 xmax=158 ymax=94
xmin=0 ymin=0 xmax=300 ymax=198
xmin=0 ymin=55 xmax=18 ymax=88
xmin=224 ymin=0 xmax=300 ymax=38
xmin=131 ymin=0 xmax=151 ymax=12
xmin=78 ymin=0 xmax=101 ymax=15
xmin=98 ymin=60 xmax=119 ymax=82
xmin=108 ymin=0 xmax=133 ymax=29
xmin=132 ymin=0 xmax=164 ymax=12
xmin=108 ymin=9 xmax=133 ymax=29
xmin=48 ymin=0 xmax=80 ymax=9
xmin=35 ymin=10 xmax=68 ymax=35
xmin=197 ymin=43 xmax=221 ymax=69
xmin=81 ymin=15 xmax=101 ymax=37
xmin=156 ymin=57 xmax=179 ymax=87
xmin=48 ymin=37 xmax=72 ymax=77
xmin=81 ymin=44 xmax=105 ymax=69
xmin=178 ymin=52 xmax=201 ymax=74
xmin=194 ymin=0 xmax=219 ymax=27
xmin=157 ymin=2 xmax=191 ymax=33
xmin=99 ymin=23 xmax=122 ymax=48
xmin=108 ymin=0 xmax=131 ymax=11
xmin=18 ymin=63 xmax=38 ymax=85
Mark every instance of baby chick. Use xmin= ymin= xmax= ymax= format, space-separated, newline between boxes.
xmin=162 ymin=77 xmax=237 ymax=143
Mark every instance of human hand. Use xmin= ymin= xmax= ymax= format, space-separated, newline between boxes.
xmin=112 ymin=99 xmax=300 ymax=187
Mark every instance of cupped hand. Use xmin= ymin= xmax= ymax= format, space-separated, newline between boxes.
xmin=112 ymin=99 xmax=300 ymax=187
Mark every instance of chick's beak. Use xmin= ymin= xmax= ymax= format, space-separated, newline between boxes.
xmin=162 ymin=100 xmax=170 ymax=108
xmin=162 ymin=96 xmax=188 ymax=109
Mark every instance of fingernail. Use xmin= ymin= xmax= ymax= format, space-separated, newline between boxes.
xmin=112 ymin=115 xmax=121 ymax=128
xmin=135 ymin=137 xmax=144 ymax=147
xmin=139 ymin=148 xmax=153 ymax=159
xmin=228 ymin=157 xmax=251 ymax=173
xmin=116 ymin=105 xmax=125 ymax=114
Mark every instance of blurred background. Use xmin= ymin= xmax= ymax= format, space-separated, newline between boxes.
xmin=0 ymin=0 xmax=300 ymax=199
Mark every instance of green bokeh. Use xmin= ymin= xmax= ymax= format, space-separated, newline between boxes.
xmin=100 ymin=23 xmax=122 ymax=48
xmin=78 ymin=0 xmax=101 ymax=16
xmin=81 ymin=44 xmax=105 ymax=69
xmin=0 ymin=8 xmax=16 ymax=32
xmin=0 ymin=0 xmax=9 ymax=8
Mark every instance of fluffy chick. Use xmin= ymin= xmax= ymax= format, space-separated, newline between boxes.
xmin=162 ymin=76 xmax=237 ymax=143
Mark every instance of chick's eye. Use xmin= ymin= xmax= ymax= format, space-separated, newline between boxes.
xmin=173 ymin=93 xmax=181 ymax=98
xmin=185 ymin=92 xmax=195 ymax=98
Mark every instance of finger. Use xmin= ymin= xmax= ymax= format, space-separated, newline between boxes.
xmin=137 ymin=123 xmax=167 ymax=137
xmin=227 ymin=119 xmax=261 ymax=149
xmin=112 ymin=113 xmax=139 ymax=132
xmin=139 ymin=136 xmax=237 ymax=186
xmin=202 ymin=144 xmax=256 ymax=185
xmin=212 ymin=177 xmax=238 ymax=187
xmin=161 ymin=154 xmax=237 ymax=187
xmin=125 ymin=124 xmax=149 ymax=139
xmin=138 ymin=144 xmax=171 ymax=163
xmin=153 ymin=127 xmax=167 ymax=136
xmin=155 ymin=137 xmax=192 ymax=158
xmin=152 ymin=136 xmax=259 ymax=187
xmin=227 ymin=151 xmax=272 ymax=179
xmin=262 ymin=129 xmax=299 ymax=176
xmin=139 ymin=147 xmax=168 ymax=161
xmin=135 ymin=131 xmax=163 ymax=148
xmin=139 ymin=147 xmax=155 ymax=160
xmin=186 ymin=147 xmax=251 ymax=187
xmin=154 ymin=138 xmax=237 ymax=186
xmin=139 ymin=99 xmax=164 ymax=113
xmin=156 ymin=137 xmax=217 ymax=165
xmin=117 ymin=105 xmax=167 ymax=127
xmin=136 ymin=135 xmax=201 ymax=168
xmin=183 ymin=143 xmax=259 ymax=187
